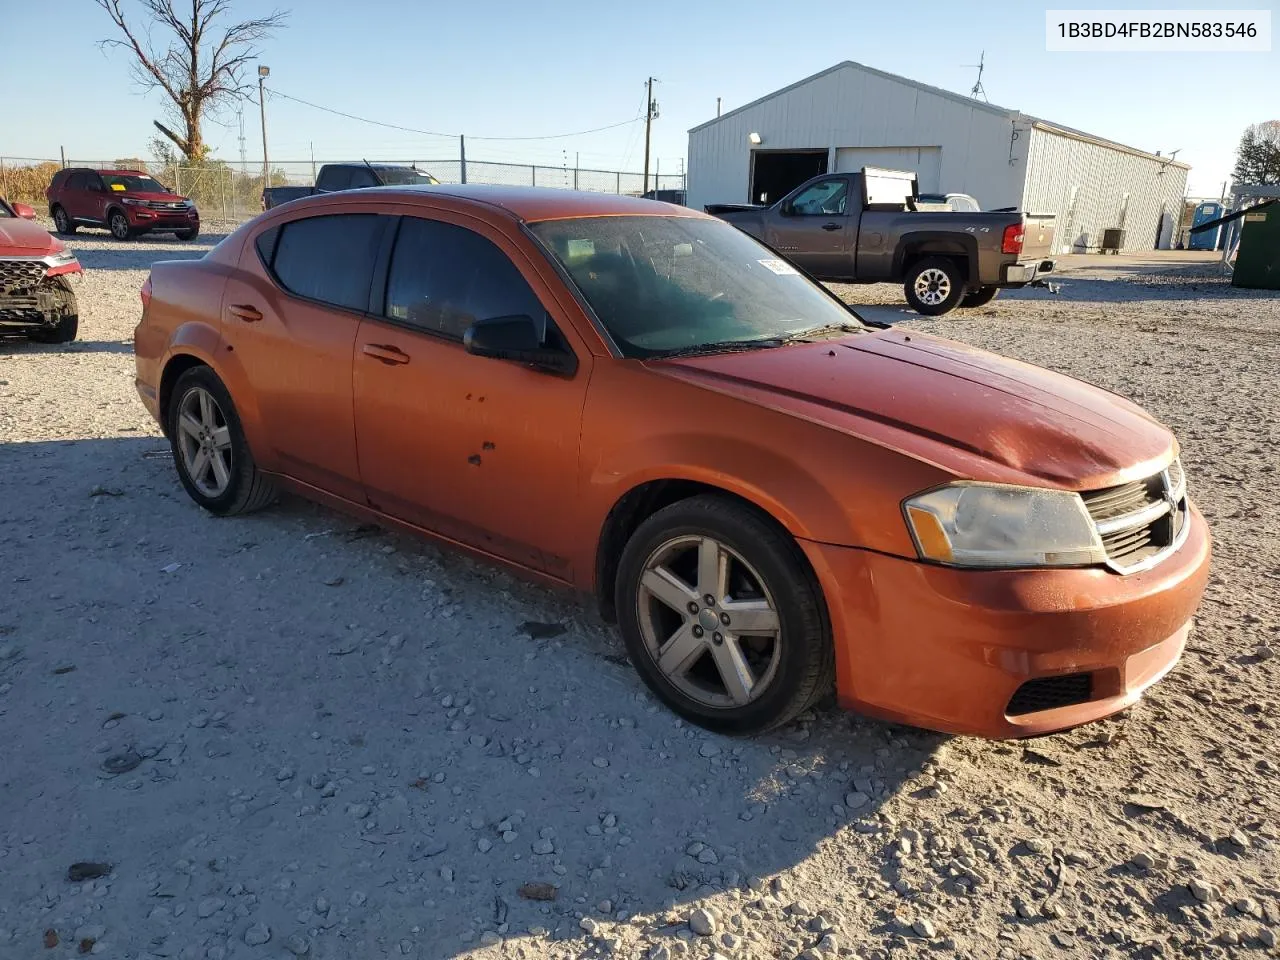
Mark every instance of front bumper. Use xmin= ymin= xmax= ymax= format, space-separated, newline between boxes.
xmin=800 ymin=503 xmax=1211 ymax=738
xmin=1003 ymin=259 xmax=1055 ymax=285
xmin=127 ymin=208 xmax=199 ymax=230
xmin=0 ymin=255 xmax=81 ymax=332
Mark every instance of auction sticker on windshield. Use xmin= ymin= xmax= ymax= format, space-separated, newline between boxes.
xmin=758 ymin=259 xmax=799 ymax=275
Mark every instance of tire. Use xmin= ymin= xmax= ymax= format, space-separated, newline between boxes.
xmin=29 ymin=279 xmax=78 ymax=343
xmin=167 ymin=366 xmax=277 ymax=516
xmin=108 ymin=210 xmax=133 ymax=241
xmin=960 ymin=285 xmax=1000 ymax=309
xmin=52 ymin=206 xmax=76 ymax=235
xmin=903 ymin=256 xmax=965 ymax=316
xmin=175 ymin=225 xmax=200 ymax=241
xmin=614 ymin=494 xmax=834 ymax=735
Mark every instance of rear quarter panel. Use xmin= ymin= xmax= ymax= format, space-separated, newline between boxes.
xmin=135 ymin=232 xmax=247 ymax=430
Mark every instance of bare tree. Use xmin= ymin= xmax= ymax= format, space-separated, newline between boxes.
xmin=94 ymin=0 xmax=287 ymax=161
xmin=1233 ymin=121 xmax=1280 ymax=186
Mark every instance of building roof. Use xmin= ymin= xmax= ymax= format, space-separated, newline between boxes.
xmin=690 ymin=60 xmax=1190 ymax=169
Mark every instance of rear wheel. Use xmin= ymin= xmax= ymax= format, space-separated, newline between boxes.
xmin=167 ymin=366 xmax=277 ymax=516
xmin=615 ymin=495 xmax=834 ymax=735
xmin=961 ymin=285 xmax=1000 ymax=308
xmin=108 ymin=210 xmax=133 ymax=241
xmin=904 ymin=257 xmax=964 ymax=316
xmin=52 ymin=206 xmax=75 ymax=235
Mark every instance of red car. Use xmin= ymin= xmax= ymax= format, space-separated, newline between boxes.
xmin=47 ymin=168 xmax=200 ymax=241
xmin=0 ymin=197 xmax=81 ymax=342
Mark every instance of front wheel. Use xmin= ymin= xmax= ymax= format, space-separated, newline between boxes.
xmin=615 ymin=495 xmax=834 ymax=735
xmin=904 ymin=257 xmax=964 ymax=316
xmin=960 ymin=285 xmax=1000 ymax=308
xmin=109 ymin=211 xmax=133 ymax=241
xmin=167 ymin=366 xmax=277 ymax=516
xmin=29 ymin=279 xmax=78 ymax=343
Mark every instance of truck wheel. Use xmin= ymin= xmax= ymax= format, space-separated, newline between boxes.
xmin=52 ymin=206 xmax=76 ymax=235
xmin=960 ymin=285 xmax=1000 ymax=308
xmin=904 ymin=257 xmax=964 ymax=316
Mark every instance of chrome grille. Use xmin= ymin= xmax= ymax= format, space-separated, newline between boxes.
xmin=1081 ymin=460 xmax=1187 ymax=573
xmin=0 ymin=259 xmax=47 ymax=295
xmin=145 ymin=201 xmax=187 ymax=211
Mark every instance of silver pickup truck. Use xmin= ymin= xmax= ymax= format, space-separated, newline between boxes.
xmin=708 ymin=167 xmax=1055 ymax=315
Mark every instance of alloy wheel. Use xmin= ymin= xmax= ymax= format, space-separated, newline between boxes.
xmin=636 ymin=535 xmax=782 ymax=709
xmin=913 ymin=267 xmax=951 ymax=306
xmin=110 ymin=213 xmax=130 ymax=239
xmin=176 ymin=386 xmax=233 ymax=498
xmin=54 ymin=208 xmax=69 ymax=232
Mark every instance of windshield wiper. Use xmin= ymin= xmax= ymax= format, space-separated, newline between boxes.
xmin=780 ymin=322 xmax=863 ymax=343
xmin=646 ymin=338 xmax=788 ymax=359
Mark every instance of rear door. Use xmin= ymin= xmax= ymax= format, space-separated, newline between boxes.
xmin=61 ymin=172 xmax=93 ymax=222
xmin=1020 ymin=214 xmax=1056 ymax=261
xmin=352 ymin=211 xmax=590 ymax=578
xmin=219 ymin=209 xmax=391 ymax=502
xmin=765 ymin=176 xmax=855 ymax=279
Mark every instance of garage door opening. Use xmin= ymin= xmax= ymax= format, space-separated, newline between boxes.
xmin=749 ymin=150 xmax=828 ymax=206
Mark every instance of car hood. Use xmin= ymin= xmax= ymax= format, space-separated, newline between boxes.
xmin=122 ymin=191 xmax=190 ymax=203
xmin=652 ymin=330 xmax=1174 ymax=489
xmin=0 ymin=217 xmax=62 ymax=255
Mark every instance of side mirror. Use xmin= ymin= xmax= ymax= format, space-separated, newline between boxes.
xmin=12 ymin=202 xmax=36 ymax=219
xmin=463 ymin=315 xmax=577 ymax=375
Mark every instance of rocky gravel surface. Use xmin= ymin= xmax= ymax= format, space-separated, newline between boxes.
xmin=1 ymin=232 xmax=1277 ymax=960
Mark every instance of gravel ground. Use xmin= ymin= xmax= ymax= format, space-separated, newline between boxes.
xmin=1 ymin=230 xmax=1278 ymax=960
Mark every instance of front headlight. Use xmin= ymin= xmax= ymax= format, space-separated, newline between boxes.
xmin=903 ymin=483 xmax=1105 ymax=569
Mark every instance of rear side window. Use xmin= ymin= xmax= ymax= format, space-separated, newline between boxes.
xmin=266 ymin=214 xmax=384 ymax=312
xmin=384 ymin=217 xmax=547 ymax=341
xmin=316 ymin=167 xmax=351 ymax=192
xmin=64 ymin=172 xmax=87 ymax=191
xmin=347 ymin=168 xmax=379 ymax=189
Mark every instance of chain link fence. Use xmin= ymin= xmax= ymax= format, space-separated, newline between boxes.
xmin=1 ymin=156 xmax=688 ymax=227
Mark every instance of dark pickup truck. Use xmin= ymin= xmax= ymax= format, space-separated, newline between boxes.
xmin=708 ymin=167 xmax=1055 ymax=314
xmin=261 ymin=163 xmax=439 ymax=210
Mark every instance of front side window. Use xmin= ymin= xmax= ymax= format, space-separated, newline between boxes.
xmin=265 ymin=214 xmax=385 ymax=312
xmin=385 ymin=217 xmax=547 ymax=341
xmin=530 ymin=216 xmax=867 ymax=357
xmin=347 ymin=168 xmax=379 ymax=189
xmin=790 ymin=179 xmax=847 ymax=216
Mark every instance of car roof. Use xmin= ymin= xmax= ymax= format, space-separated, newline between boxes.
xmin=298 ymin=184 xmax=707 ymax=223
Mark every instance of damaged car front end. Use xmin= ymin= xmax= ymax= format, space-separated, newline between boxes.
xmin=0 ymin=200 xmax=81 ymax=343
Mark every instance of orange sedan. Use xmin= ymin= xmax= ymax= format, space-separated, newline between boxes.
xmin=133 ymin=186 xmax=1210 ymax=737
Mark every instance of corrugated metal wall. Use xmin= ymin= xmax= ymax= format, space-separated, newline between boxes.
xmin=687 ymin=63 xmax=1025 ymax=211
xmin=1021 ymin=127 xmax=1189 ymax=253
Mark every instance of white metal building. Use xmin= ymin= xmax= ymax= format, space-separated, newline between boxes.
xmin=688 ymin=62 xmax=1189 ymax=253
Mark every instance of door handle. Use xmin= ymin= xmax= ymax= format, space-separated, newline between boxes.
xmin=362 ymin=343 xmax=410 ymax=365
xmin=228 ymin=303 xmax=263 ymax=322
xmin=821 ymin=222 xmax=842 ymax=231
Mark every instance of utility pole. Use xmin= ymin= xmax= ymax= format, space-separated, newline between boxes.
xmin=237 ymin=106 xmax=247 ymax=175
xmin=643 ymin=76 xmax=659 ymax=196
xmin=716 ymin=97 xmax=722 ymax=117
xmin=258 ymin=65 xmax=271 ymax=186
xmin=459 ymin=135 xmax=467 ymax=184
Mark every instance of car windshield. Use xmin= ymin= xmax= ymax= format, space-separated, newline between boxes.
xmin=102 ymin=173 xmax=167 ymax=193
xmin=374 ymin=168 xmax=439 ymax=186
xmin=530 ymin=216 xmax=867 ymax=357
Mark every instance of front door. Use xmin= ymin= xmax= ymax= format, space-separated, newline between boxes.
xmin=219 ymin=210 xmax=390 ymax=502
xmin=353 ymin=213 xmax=589 ymax=579
xmin=766 ymin=176 xmax=854 ymax=279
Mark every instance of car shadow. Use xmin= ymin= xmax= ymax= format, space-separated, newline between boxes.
xmin=0 ymin=339 xmax=134 ymax=355
xmin=0 ymin=436 xmax=943 ymax=960
xmin=61 ymin=232 xmax=232 ymax=273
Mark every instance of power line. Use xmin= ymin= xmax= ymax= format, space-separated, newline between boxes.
xmin=264 ymin=87 xmax=645 ymax=142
